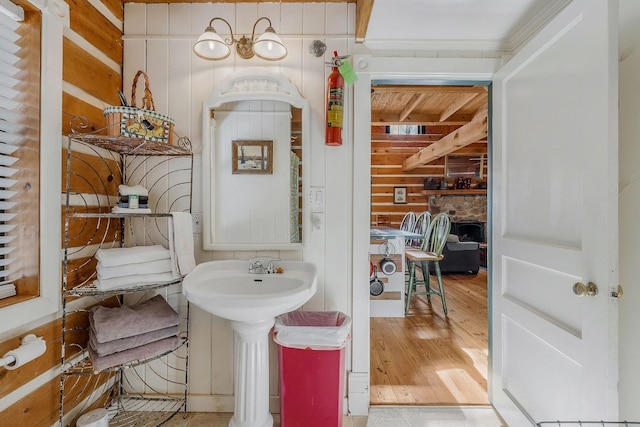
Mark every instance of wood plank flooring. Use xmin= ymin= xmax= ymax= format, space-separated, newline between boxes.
xmin=370 ymin=269 xmax=489 ymax=405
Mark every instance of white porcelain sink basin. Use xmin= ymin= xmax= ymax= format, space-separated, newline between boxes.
xmin=183 ymin=260 xmax=318 ymax=426
xmin=182 ymin=259 xmax=317 ymax=322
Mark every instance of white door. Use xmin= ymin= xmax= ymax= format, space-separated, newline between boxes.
xmin=491 ymin=0 xmax=618 ymax=424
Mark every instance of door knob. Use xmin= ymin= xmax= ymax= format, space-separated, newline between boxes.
xmin=611 ymin=285 xmax=623 ymax=299
xmin=573 ymin=281 xmax=598 ymax=297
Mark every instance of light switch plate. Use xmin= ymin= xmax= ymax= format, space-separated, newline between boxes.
xmin=309 ymin=187 xmax=325 ymax=210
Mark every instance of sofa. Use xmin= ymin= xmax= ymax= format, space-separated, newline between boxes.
xmin=428 ymin=234 xmax=480 ymax=274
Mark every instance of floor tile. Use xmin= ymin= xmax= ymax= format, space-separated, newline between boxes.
xmin=163 ymin=406 xmax=504 ymax=427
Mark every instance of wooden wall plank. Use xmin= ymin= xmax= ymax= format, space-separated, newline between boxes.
xmin=62 ymin=149 xmax=121 ymax=196
xmin=62 ymin=209 xmax=120 ymax=248
xmin=67 ymin=0 xmax=123 ymax=65
xmin=62 ymin=92 xmax=108 ymax=135
xmin=0 ymin=0 xmax=124 ymax=423
xmin=371 ymin=131 xmax=487 ymax=226
xmin=0 ymin=300 xmax=118 ymax=397
xmin=0 ymin=377 xmax=61 ymax=426
xmin=63 ymin=38 xmax=121 ymax=106
xmin=0 ymin=322 xmax=60 ymax=399
xmin=0 ymin=372 xmax=115 ymax=426
xmin=101 ymin=0 xmax=124 ymax=21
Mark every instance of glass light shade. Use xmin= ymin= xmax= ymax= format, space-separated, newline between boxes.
xmin=193 ymin=27 xmax=231 ymax=60
xmin=252 ymin=27 xmax=287 ymax=60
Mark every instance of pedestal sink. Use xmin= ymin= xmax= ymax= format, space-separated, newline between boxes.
xmin=182 ymin=260 xmax=317 ymax=427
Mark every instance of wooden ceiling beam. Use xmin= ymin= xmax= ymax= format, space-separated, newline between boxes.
xmin=356 ymin=0 xmax=374 ymax=42
xmin=371 ymin=134 xmax=444 ymax=143
xmin=372 ymin=112 xmax=474 ymax=126
xmin=370 ymin=134 xmax=488 ymax=146
xmin=372 ymin=85 xmax=487 ymax=95
xmin=402 ymin=110 xmax=488 ymax=171
xmin=399 ymin=93 xmax=426 ymax=122
xmin=125 ymin=0 xmax=355 ymax=3
xmin=439 ymin=93 xmax=479 ymax=122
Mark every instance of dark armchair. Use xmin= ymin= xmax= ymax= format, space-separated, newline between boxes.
xmin=429 ymin=234 xmax=480 ymax=274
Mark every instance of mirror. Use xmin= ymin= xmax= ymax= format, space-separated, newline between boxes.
xmin=201 ymin=70 xmax=309 ymax=250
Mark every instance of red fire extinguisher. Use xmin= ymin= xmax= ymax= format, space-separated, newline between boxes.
xmin=326 ymin=51 xmax=344 ymax=146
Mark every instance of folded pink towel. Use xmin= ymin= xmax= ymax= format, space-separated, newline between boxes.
xmin=89 ymin=336 xmax=180 ymax=372
xmin=89 ymin=320 xmax=179 ymax=357
xmin=90 ymin=295 xmax=180 ymax=343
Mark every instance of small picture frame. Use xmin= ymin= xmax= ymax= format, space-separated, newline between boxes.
xmin=232 ymin=140 xmax=273 ymax=174
xmin=393 ymin=187 xmax=407 ymax=204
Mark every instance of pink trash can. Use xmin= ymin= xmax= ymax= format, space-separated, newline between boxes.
xmin=274 ymin=311 xmax=351 ymax=427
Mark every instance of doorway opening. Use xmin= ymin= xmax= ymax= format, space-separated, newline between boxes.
xmin=368 ymin=82 xmax=490 ymax=405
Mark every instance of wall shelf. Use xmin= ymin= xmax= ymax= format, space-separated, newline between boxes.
xmin=60 ymin=118 xmax=193 ymax=426
xmin=422 ymin=189 xmax=487 ymax=196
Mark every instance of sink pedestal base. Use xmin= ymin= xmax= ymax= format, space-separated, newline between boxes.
xmin=229 ymin=318 xmax=275 ymax=427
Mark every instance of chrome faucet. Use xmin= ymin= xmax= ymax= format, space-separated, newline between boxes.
xmin=248 ymin=257 xmax=279 ymax=274
xmin=248 ymin=260 xmax=267 ymax=274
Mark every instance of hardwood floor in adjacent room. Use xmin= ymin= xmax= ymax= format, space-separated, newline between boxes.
xmin=370 ymin=269 xmax=489 ymax=405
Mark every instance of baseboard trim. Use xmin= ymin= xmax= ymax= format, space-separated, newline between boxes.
xmin=348 ymin=372 xmax=369 ymax=416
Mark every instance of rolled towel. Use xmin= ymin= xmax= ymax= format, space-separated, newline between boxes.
xmin=112 ymin=206 xmax=152 ymax=214
xmin=169 ymin=212 xmax=196 ymax=276
xmin=89 ymin=336 xmax=180 ymax=372
xmin=89 ymin=321 xmax=179 ymax=357
xmin=118 ymin=184 xmax=149 ymax=197
xmin=96 ymin=258 xmax=173 ymax=280
xmin=90 ymin=294 xmax=180 ymax=343
xmin=93 ymin=271 xmax=178 ymax=291
xmin=95 ymin=245 xmax=170 ymax=268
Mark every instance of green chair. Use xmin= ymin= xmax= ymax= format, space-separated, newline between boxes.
xmin=409 ymin=211 xmax=431 ymax=248
xmin=404 ymin=213 xmax=451 ymax=316
xmin=400 ymin=211 xmax=417 ymax=245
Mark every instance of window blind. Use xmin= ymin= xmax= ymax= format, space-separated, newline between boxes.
xmin=0 ymin=2 xmax=24 ymax=299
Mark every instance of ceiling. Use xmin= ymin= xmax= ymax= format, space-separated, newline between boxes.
xmin=363 ymin=0 xmax=559 ymax=50
xmin=127 ymin=0 xmax=640 ymax=168
xmin=370 ymin=84 xmax=488 ymax=171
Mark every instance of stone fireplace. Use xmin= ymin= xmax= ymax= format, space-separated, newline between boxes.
xmin=451 ymin=220 xmax=485 ymax=243
xmin=428 ymin=194 xmax=487 ymax=225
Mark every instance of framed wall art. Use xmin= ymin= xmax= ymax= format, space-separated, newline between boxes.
xmin=393 ymin=186 xmax=407 ymax=204
xmin=232 ymin=140 xmax=273 ymax=174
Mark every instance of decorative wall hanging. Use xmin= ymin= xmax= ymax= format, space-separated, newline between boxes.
xmin=232 ymin=140 xmax=273 ymax=175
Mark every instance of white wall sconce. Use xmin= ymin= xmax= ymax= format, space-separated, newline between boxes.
xmin=193 ymin=17 xmax=288 ymax=61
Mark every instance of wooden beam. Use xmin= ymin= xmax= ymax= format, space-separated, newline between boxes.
xmin=439 ymin=93 xmax=479 ymax=122
xmin=370 ymin=134 xmax=444 ymax=143
xmin=125 ymin=0 xmax=355 ymax=3
xmin=372 ymin=112 xmax=473 ymax=126
xmin=399 ymin=93 xmax=426 ymax=122
xmin=372 ymin=85 xmax=487 ymax=95
xmin=356 ymin=0 xmax=374 ymax=41
xmin=402 ymin=110 xmax=488 ymax=171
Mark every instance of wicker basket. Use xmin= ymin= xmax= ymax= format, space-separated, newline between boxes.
xmin=104 ymin=70 xmax=175 ymax=144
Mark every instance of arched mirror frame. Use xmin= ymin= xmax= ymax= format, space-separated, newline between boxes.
xmin=202 ymin=69 xmax=310 ymax=250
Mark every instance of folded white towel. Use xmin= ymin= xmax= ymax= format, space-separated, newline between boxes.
xmin=95 ymin=245 xmax=170 ymax=268
xmin=169 ymin=212 xmax=196 ymax=276
xmin=93 ymin=271 xmax=179 ymax=291
xmin=118 ymin=184 xmax=149 ymax=197
xmin=112 ymin=206 xmax=152 ymax=214
xmin=96 ymin=258 xmax=173 ymax=280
